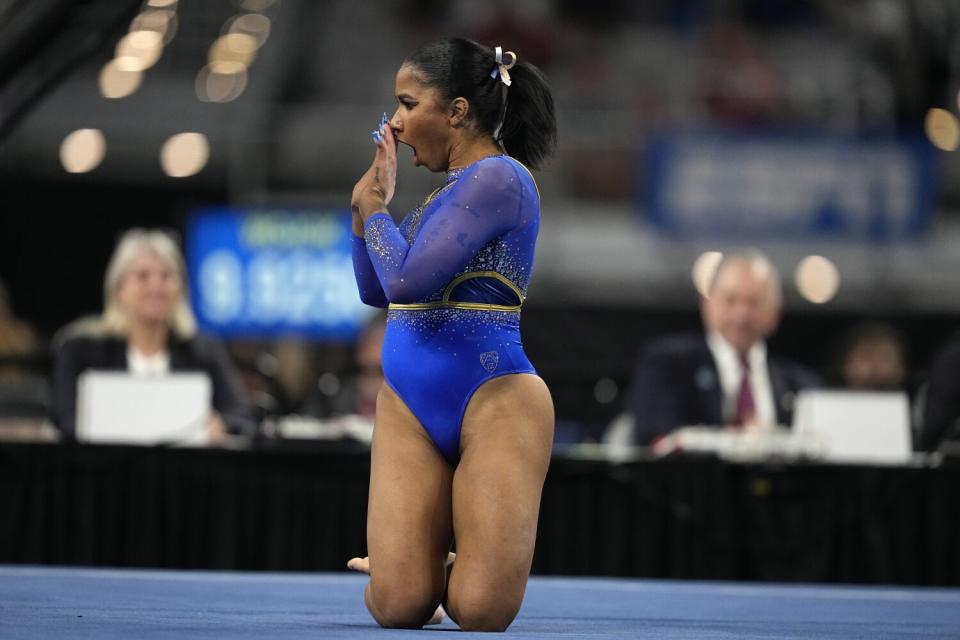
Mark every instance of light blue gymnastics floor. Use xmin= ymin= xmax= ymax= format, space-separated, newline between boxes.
xmin=2 ymin=566 xmax=959 ymax=639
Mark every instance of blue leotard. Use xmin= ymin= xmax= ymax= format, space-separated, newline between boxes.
xmin=351 ymin=155 xmax=540 ymax=464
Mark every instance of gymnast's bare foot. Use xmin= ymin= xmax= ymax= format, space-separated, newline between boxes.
xmin=346 ymin=556 xmax=370 ymax=574
xmin=347 ymin=552 xmax=456 ymax=575
xmin=347 ymin=553 xmax=456 ymax=625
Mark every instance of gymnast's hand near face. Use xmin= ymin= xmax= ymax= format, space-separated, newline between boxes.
xmin=352 ymin=118 xmax=398 ymax=229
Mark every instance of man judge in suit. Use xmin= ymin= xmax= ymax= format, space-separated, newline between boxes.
xmin=620 ymin=251 xmax=819 ymax=446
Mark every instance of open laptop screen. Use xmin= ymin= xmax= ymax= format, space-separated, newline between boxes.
xmin=76 ymin=371 xmax=212 ymax=446
xmin=792 ymin=390 xmax=912 ymax=465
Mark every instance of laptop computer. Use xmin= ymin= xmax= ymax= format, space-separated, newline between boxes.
xmin=792 ymin=390 xmax=913 ymax=465
xmin=76 ymin=371 xmax=212 ymax=446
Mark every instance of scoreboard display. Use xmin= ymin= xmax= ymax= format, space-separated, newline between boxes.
xmin=186 ymin=207 xmax=376 ymax=341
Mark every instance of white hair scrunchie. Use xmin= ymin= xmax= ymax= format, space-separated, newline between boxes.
xmin=490 ymin=46 xmax=517 ymax=87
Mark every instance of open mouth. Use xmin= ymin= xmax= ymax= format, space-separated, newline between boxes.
xmin=396 ymin=137 xmax=418 ymax=163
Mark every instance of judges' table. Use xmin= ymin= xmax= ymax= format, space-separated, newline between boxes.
xmin=1 ymin=442 xmax=958 ymax=585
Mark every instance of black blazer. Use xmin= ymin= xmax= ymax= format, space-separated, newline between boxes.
xmin=625 ymin=334 xmax=820 ymax=446
xmin=51 ymin=333 xmax=255 ymax=440
xmin=919 ymin=336 xmax=960 ymax=452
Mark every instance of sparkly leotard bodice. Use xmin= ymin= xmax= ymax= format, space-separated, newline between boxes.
xmin=351 ymin=155 xmax=540 ymax=462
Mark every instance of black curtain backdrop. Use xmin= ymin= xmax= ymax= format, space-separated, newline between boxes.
xmin=2 ymin=443 xmax=959 ymax=585
xmin=538 ymin=456 xmax=960 ymax=584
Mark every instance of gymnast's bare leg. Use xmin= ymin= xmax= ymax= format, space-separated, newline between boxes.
xmin=350 ymin=385 xmax=454 ymax=628
xmin=444 ymin=373 xmax=554 ymax=631
xmin=349 ymin=374 xmax=552 ymax=631
xmin=347 ymin=553 xmax=455 ymax=625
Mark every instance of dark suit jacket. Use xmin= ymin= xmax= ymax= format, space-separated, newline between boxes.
xmin=51 ymin=333 xmax=255 ymax=440
xmin=626 ymin=334 xmax=820 ymax=446
xmin=919 ymin=336 xmax=960 ymax=452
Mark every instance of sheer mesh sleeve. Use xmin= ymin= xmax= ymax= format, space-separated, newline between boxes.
xmin=362 ymin=157 xmax=524 ymax=304
xmin=351 ymin=234 xmax=389 ymax=308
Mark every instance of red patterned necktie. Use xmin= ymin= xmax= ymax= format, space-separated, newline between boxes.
xmin=734 ymin=356 xmax=755 ymax=426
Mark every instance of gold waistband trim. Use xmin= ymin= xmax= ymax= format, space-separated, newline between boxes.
xmin=388 ymin=301 xmax=521 ymax=312
xmin=388 ymin=271 xmax=524 ymax=312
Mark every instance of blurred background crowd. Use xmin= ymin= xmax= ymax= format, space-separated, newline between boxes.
xmin=2 ymin=0 xmax=960 ymax=456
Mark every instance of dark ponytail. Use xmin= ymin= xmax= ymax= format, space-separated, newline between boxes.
xmin=404 ymin=37 xmax=557 ymax=169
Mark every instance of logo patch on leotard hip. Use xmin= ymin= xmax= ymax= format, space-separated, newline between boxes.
xmin=480 ymin=351 xmax=499 ymax=372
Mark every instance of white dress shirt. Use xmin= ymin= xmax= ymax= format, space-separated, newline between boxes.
xmin=706 ymin=332 xmax=777 ymax=429
xmin=127 ymin=347 xmax=171 ymax=376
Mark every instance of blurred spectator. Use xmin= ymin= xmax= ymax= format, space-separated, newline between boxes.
xmin=255 ymin=314 xmax=385 ymax=426
xmin=271 ymin=339 xmax=324 ymax=416
xmin=262 ymin=313 xmax=385 ymax=444
xmin=0 ymin=277 xmax=51 ymax=438
xmin=611 ymin=251 xmax=819 ymax=446
xmin=917 ymin=334 xmax=960 ymax=453
xmin=697 ymin=23 xmax=785 ymax=128
xmin=331 ymin=312 xmax=386 ymax=420
xmin=839 ymin=322 xmax=907 ymax=392
xmin=0 ymin=277 xmax=39 ymax=382
xmin=458 ymin=1 xmax=558 ymax=69
xmin=50 ymin=229 xmax=255 ymax=442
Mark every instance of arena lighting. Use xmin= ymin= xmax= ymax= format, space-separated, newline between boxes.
xmin=128 ymin=29 xmax=163 ymax=49
xmin=130 ymin=9 xmax=178 ymax=46
xmin=194 ymin=12 xmax=272 ymax=106
xmin=225 ymin=13 xmax=271 ymax=49
xmin=208 ymin=60 xmax=247 ymax=75
xmin=195 ymin=64 xmax=248 ymax=103
xmin=98 ymin=59 xmax=143 ymax=99
xmin=925 ymin=108 xmax=960 ymax=152
xmin=795 ymin=255 xmax=840 ymax=304
xmin=221 ymin=33 xmax=259 ymax=56
xmin=691 ymin=251 xmax=724 ymax=297
xmin=60 ymin=129 xmax=106 ymax=173
xmin=160 ymin=133 xmax=210 ymax=178
xmin=239 ymin=0 xmax=278 ymax=12
xmin=208 ymin=34 xmax=257 ymax=69
xmin=114 ymin=30 xmax=163 ymax=72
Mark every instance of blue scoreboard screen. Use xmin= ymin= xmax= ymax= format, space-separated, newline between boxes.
xmin=186 ymin=207 xmax=376 ymax=341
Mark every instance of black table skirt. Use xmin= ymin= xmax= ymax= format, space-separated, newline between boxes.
xmin=2 ymin=443 xmax=958 ymax=585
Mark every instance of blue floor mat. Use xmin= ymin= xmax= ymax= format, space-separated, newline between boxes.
xmin=2 ymin=566 xmax=959 ymax=639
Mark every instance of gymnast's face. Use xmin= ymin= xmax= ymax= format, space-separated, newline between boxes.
xmin=391 ymin=64 xmax=454 ymax=171
xmin=702 ymin=259 xmax=780 ymax=356
xmin=115 ymin=250 xmax=182 ymax=327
